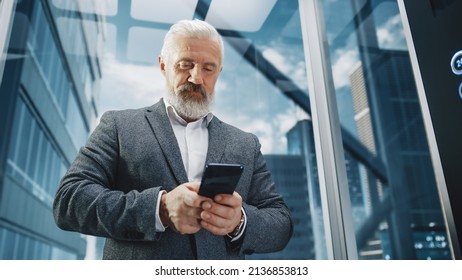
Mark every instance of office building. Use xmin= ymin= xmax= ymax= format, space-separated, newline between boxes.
xmin=248 ymin=154 xmax=314 ymax=260
xmin=349 ymin=51 xmax=450 ymax=259
xmin=0 ymin=0 xmax=104 ymax=259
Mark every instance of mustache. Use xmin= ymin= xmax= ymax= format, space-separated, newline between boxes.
xmin=178 ymin=82 xmax=207 ymax=97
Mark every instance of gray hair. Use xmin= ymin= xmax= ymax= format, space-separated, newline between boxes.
xmin=160 ymin=19 xmax=224 ymax=63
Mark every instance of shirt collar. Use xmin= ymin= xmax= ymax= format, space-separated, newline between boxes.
xmin=164 ymin=98 xmax=214 ymax=127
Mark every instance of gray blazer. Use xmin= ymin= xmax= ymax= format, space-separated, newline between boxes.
xmin=53 ymin=99 xmax=293 ymax=259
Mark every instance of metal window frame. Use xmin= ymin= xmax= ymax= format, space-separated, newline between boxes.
xmin=298 ymin=0 xmax=358 ymax=260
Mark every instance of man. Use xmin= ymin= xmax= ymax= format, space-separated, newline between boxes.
xmin=53 ymin=19 xmax=293 ymax=260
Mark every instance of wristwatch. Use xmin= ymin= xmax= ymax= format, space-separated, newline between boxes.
xmin=229 ymin=210 xmax=245 ymax=237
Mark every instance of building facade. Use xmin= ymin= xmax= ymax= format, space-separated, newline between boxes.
xmin=248 ymin=154 xmax=314 ymax=260
xmin=348 ymin=51 xmax=450 ymax=259
xmin=0 ymin=0 xmax=104 ymax=259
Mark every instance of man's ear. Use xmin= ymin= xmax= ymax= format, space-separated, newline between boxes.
xmin=158 ymin=56 xmax=166 ymax=73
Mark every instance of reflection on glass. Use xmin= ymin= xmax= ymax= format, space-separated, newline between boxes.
xmin=130 ymin=0 xmax=197 ymax=23
xmin=320 ymin=0 xmax=450 ymax=259
xmin=126 ymin=27 xmax=166 ymax=63
xmin=52 ymin=0 xmax=118 ymax=16
xmin=0 ymin=0 xmax=101 ymax=259
xmin=205 ymin=0 xmax=277 ymax=32
xmin=0 ymin=0 xmax=326 ymax=260
xmin=2 ymin=0 xmax=453 ymax=260
xmin=210 ymin=0 xmax=324 ymax=260
xmin=100 ymin=0 xmax=325 ymax=260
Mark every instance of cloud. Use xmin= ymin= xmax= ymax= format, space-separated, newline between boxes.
xmin=275 ymin=106 xmax=309 ymax=133
xmin=262 ymin=48 xmax=291 ymax=73
xmin=97 ymin=45 xmax=310 ymax=154
xmin=235 ymin=117 xmax=276 ymax=154
xmin=98 ymin=54 xmax=165 ymax=115
xmin=217 ymin=103 xmax=309 ymax=154
xmin=262 ymin=46 xmax=309 ymax=91
xmin=332 ymin=48 xmax=359 ymax=89
xmin=272 ymin=107 xmax=309 ymax=153
xmin=328 ymin=13 xmax=406 ymax=91
xmin=377 ymin=14 xmax=407 ymax=50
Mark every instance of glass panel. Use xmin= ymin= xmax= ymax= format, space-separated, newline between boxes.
xmin=16 ymin=101 xmax=32 ymax=172
xmin=318 ymin=0 xmax=450 ymax=259
xmin=25 ymin=121 xmax=38 ymax=176
xmin=66 ymin=90 xmax=89 ymax=150
xmin=13 ymin=234 xmax=26 ymax=260
xmin=0 ymin=228 xmax=5 ymax=258
xmin=1 ymin=228 xmax=15 ymax=259
xmin=205 ymin=0 xmax=278 ymax=32
xmin=51 ymin=246 xmax=78 ymax=260
xmin=51 ymin=0 xmax=118 ymax=16
xmin=0 ymin=0 xmax=95 ymax=260
xmin=29 ymin=239 xmax=39 ymax=260
xmin=97 ymin=0 xmax=325 ymax=260
xmin=4 ymin=0 xmax=452 ymax=261
xmin=29 ymin=0 xmax=70 ymax=116
xmin=126 ymin=27 xmax=167 ymax=63
xmin=131 ymin=0 xmax=197 ymax=23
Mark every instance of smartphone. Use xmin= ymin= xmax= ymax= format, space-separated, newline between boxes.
xmin=198 ymin=163 xmax=244 ymax=198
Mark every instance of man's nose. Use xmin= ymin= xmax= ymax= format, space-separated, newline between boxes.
xmin=188 ymin=66 xmax=204 ymax=85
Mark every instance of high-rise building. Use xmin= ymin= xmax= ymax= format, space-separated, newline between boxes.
xmin=0 ymin=0 xmax=104 ymax=259
xmin=286 ymin=119 xmax=365 ymax=259
xmin=248 ymin=154 xmax=314 ymax=260
xmin=286 ymin=120 xmax=326 ymax=259
xmin=349 ymin=50 xmax=450 ymax=259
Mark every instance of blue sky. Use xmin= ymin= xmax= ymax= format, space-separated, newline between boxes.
xmin=95 ymin=0 xmax=407 ymax=155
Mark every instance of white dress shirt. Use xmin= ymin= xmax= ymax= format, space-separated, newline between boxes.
xmin=165 ymin=103 xmax=213 ymax=182
xmin=155 ymin=101 xmax=246 ymax=241
xmin=155 ymin=101 xmax=212 ymax=233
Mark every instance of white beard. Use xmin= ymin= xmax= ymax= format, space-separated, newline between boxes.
xmin=166 ymin=82 xmax=214 ymax=121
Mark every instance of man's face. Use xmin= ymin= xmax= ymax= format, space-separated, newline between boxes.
xmin=159 ymin=36 xmax=222 ymax=120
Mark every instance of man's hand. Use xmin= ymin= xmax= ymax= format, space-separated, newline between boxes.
xmin=160 ymin=182 xmax=211 ymax=234
xmin=199 ymin=192 xmax=243 ymax=236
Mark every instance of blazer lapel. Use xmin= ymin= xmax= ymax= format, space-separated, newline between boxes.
xmin=144 ymin=99 xmax=188 ymax=184
xmin=205 ymin=117 xmax=228 ymax=164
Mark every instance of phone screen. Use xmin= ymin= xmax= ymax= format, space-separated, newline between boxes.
xmin=198 ymin=163 xmax=244 ymax=198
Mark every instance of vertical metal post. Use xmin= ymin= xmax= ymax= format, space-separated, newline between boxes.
xmin=298 ymin=0 xmax=358 ymax=259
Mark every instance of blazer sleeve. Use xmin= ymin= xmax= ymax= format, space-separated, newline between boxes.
xmin=238 ymin=135 xmax=294 ymax=255
xmin=53 ymin=111 xmax=162 ymax=241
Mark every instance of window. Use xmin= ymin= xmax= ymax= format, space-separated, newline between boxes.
xmin=311 ymin=0 xmax=450 ymax=259
xmin=7 ymin=97 xmax=67 ymax=205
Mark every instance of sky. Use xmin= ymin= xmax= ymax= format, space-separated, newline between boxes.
xmin=98 ymin=41 xmax=309 ymax=154
xmin=95 ymin=0 xmax=406 ymax=155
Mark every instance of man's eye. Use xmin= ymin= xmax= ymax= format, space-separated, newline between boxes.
xmin=204 ymin=65 xmax=216 ymax=72
xmin=178 ymin=62 xmax=194 ymax=69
